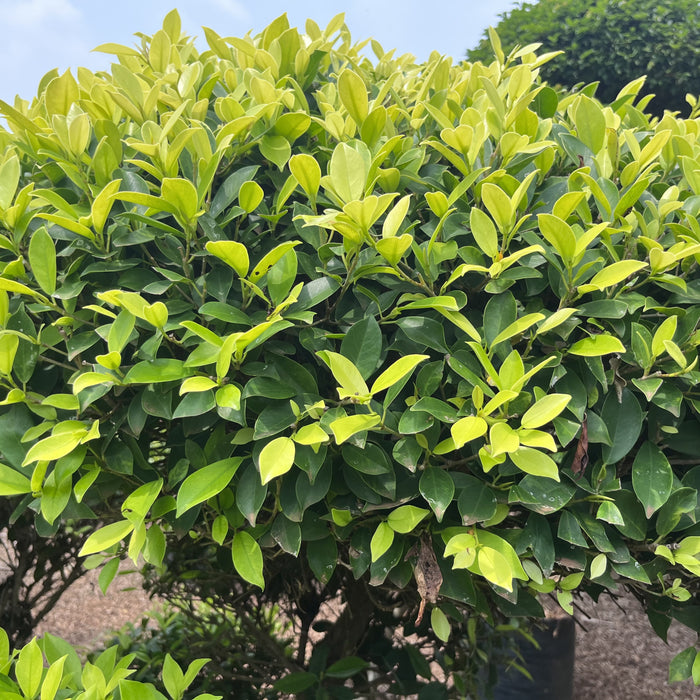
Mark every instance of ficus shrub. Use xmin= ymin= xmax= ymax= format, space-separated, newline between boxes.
xmin=0 ymin=9 xmax=700 ymax=695
xmin=467 ymin=0 xmax=700 ymax=116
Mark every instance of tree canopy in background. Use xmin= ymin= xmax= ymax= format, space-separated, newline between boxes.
xmin=467 ymin=0 xmax=700 ymax=115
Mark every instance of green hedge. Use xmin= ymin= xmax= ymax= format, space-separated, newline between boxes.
xmin=0 ymin=10 xmax=699 ymax=695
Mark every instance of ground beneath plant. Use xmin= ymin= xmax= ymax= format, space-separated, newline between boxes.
xmin=35 ymin=570 xmax=697 ymax=699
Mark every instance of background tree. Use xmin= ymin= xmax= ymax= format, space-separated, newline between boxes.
xmin=467 ymin=0 xmax=700 ymax=115
xmin=0 ymin=10 xmax=700 ymax=697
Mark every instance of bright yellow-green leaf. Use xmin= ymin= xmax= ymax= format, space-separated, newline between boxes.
xmin=590 ymin=553 xmax=607 ymax=579
xmin=239 ymin=180 xmax=264 ymax=213
xmin=180 ymin=376 xmax=218 ymax=394
xmin=73 ymin=372 xmax=116 ymax=394
xmin=510 ymin=446 xmax=560 ymax=480
xmin=289 ymin=153 xmax=321 ymax=202
xmin=491 ymin=313 xmax=544 ymax=346
xmin=370 ymin=521 xmax=394 ymax=561
xmin=79 ymin=520 xmax=134 ymax=556
xmin=578 ymin=260 xmax=647 ymax=293
xmin=477 ymin=546 xmax=513 ymax=590
xmin=370 ymin=354 xmax=428 ymax=395
xmin=232 ymin=530 xmax=264 ymax=589
xmin=216 ymin=384 xmax=241 ymax=410
xmin=329 ymin=414 xmax=381 ymax=444
xmin=470 ymin=207 xmax=499 ymax=258
xmin=143 ymin=301 xmax=168 ymax=328
xmin=431 ymin=607 xmax=451 ymax=642
xmin=28 ymin=226 xmax=56 ymax=295
xmin=258 ymin=436 xmax=295 ymax=484
xmin=205 ymin=240 xmax=250 ymax=278
xmin=376 ymin=234 xmax=413 ymax=265
xmin=0 ymin=334 xmax=18 ymax=376
xmin=481 ymin=183 xmax=513 ymax=234
xmin=23 ymin=430 xmax=88 ymax=465
xmin=488 ymin=421 xmax=520 ymax=456
xmin=536 ymin=308 xmax=577 ymax=335
xmin=652 ymin=315 xmax=677 ymax=358
xmin=521 ymin=393 xmax=571 ymax=429
xmin=387 ymin=505 xmax=429 ymax=533
xmin=293 ymin=422 xmax=329 ymax=445
xmin=176 ymin=457 xmax=242 ymax=515
xmin=451 ymin=416 xmax=488 ymax=449
xmin=538 ymin=213 xmax=576 ymax=263
xmin=317 ymin=350 xmax=369 ymax=398
xmin=338 ymin=69 xmax=369 ymax=125
xmin=382 ymin=194 xmax=411 ymax=238
xmin=569 ymin=334 xmax=625 ymax=356
xmin=0 ymin=462 xmax=31 ymax=496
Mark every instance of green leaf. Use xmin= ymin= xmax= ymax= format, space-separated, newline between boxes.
xmin=521 ymin=393 xmax=571 ymax=429
xmin=470 ymin=207 xmax=499 ymax=258
xmin=238 ymin=180 xmax=264 ymax=213
xmin=162 ymin=177 xmax=199 ymax=222
xmin=232 ymin=531 xmax=264 ymax=589
xmin=338 ymin=69 xmax=369 ymax=125
xmin=458 ymin=476 xmax=498 ymax=524
xmin=0 ymin=154 xmax=20 ymax=210
xmin=387 ymin=505 xmax=430 ymax=533
xmin=668 ymin=647 xmax=696 ymax=683
xmin=481 ymin=183 xmax=513 ymax=235
xmin=419 ymin=468 xmax=455 ymax=522
xmin=325 ymin=656 xmax=369 ymax=679
xmin=328 ymin=141 xmax=370 ymax=204
xmin=289 ymin=154 xmax=321 ymax=202
xmin=340 ymin=315 xmax=382 ymax=380
xmin=258 ymin=436 xmax=295 ymax=485
xmin=578 ymin=260 xmax=647 ymax=293
xmin=28 ymin=227 xmax=57 ymax=295
xmin=330 ymin=414 xmax=381 ymax=444
xmin=477 ymin=546 xmax=513 ymax=590
xmin=176 ymin=458 xmax=242 ymax=516
xmin=590 ymin=552 xmax=607 ymax=579
xmin=370 ymin=354 xmax=428 ymax=395
xmin=632 ymin=441 xmax=673 ymax=517
xmin=23 ymin=429 xmax=87 ymax=465
xmin=79 ymin=519 xmax=134 ymax=556
xmin=376 ymin=233 xmax=413 ymax=266
xmin=16 ymin=638 xmax=42 ymax=699
xmin=0 ymin=462 xmax=31 ymax=495
xmin=317 ymin=350 xmax=369 ymax=398
xmin=601 ymin=389 xmax=643 ymax=464
xmin=568 ymin=334 xmax=625 ymax=356
xmin=431 ymin=607 xmax=451 ymax=642
xmin=260 ymin=133 xmax=291 ymax=170
xmin=537 ymin=213 xmax=576 ymax=263
xmin=451 ymin=416 xmax=488 ymax=449
xmin=370 ymin=521 xmax=395 ymax=561
xmin=205 ymin=240 xmax=250 ymax=278
xmin=124 ymin=359 xmax=188 ymax=384
xmin=573 ymin=95 xmax=606 ymax=154
xmin=510 ymin=446 xmax=559 ymax=481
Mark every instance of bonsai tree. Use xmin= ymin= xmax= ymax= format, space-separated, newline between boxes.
xmin=467 ymin=0 xmax=700 ymax=116
xmin=0 ymin=11 xmax=699 ymax=696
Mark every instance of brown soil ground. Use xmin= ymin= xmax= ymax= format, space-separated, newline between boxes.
xmin=34 ymin=569 xmax=699 ymax=699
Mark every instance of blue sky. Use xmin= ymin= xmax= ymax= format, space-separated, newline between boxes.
xmin=0 ymin=0 xmax=520 ymax=103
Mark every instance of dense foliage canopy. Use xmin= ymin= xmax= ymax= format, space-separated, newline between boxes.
xmin=0 ymin=10 xmax=700 ymax=697
xmin=467 ymin=0 xmax=700 ymax=116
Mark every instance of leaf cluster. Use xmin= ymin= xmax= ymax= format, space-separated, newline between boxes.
xmin=467 ymin=0 xmax=700 ymax=116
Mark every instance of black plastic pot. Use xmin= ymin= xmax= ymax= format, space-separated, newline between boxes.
xmin=488 ymin=617 xmax=576 ymax=700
